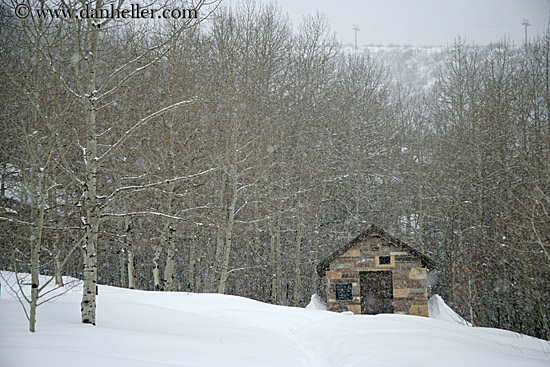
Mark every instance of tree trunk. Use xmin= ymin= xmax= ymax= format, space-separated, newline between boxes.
xmin=0 ymin=160 xmax=6 ymax=198
xmin=187 ymin=237 xmax=196 ymax=292
xmin=81 ymin=155 xmax=99 ymax=326
xmin=80 ymin=6 xmax=100 ymax=325
xmin=269 ymin=227 xmax=277 ymax=304
xmin=127 ymin=244 xmax=135 ymax=289
xmin=208 ymin=226 xmax=224 ymax=292
xmin=124 ymin=216 xmax=135 ymax=290
xmin=218 ymin=107 xmax=239 ymax=294
xmin=29 ymin=168 xmax=47 ymax=332
xmin=163 ymin=224 xmax=176 ymax=291
xmin=292 ymin=217 xmax=303 ymax=307
xmin=275 ymin=200 xmax=282 ymax=303
xmin=268 ymin=196 xmax=282 ymax=304
xmin=217 ymin=168 xmax=237 ymax=294
xmin=119 ymin=250 xmax=126 ymax=288
xmin=152 ymin=245 xmax=162 ymax=291
xmin=207 ymin=173 xmax=226 ymax=292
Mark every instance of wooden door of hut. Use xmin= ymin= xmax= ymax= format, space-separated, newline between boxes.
xmin=360 ymin=271 xmax=394 ymax=314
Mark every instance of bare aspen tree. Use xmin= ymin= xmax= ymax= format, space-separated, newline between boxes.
xmin=0 ymin=0 xmax=83 ymax=332
xmin=39 ymin=0 xmax=212 ymax=324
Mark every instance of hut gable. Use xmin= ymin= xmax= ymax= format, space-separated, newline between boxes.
xmin=317 ymin=224 xmax=435 ymax=277
xmin=317 ymin=224 xmax=435 ymax=317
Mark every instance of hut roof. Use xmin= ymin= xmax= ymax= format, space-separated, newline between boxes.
xmin=316 ymin=224 xmax=436 ymax=276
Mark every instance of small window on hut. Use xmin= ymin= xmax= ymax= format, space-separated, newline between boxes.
xmin=379 ymin=256 xmax=391 ymax=265
xmin=335 ymin=283 xmax=353 ymax=301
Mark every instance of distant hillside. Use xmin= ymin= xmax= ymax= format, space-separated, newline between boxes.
xmin=343 ymin=44 xmax=446 ymax=91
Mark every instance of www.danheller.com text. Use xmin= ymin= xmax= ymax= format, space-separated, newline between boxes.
xmin=15 ymin=3 xmax=198 ymax=20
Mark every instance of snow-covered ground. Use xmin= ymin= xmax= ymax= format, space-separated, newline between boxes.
xmin=1 ymin=272 xmax=549 ymax=367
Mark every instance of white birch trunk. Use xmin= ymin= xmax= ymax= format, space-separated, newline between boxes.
xmin=127 ymin=244 xmax=135 ymax=290
xmin=187 ymin=239 xmax=196 ymax=291
xmin=29 ymin=236 xmax=40 ymax=333
xmin=218 ymin=107 xmax=239 ymax=294
xmin=81 ymin=103 xmax=100 ymax=325
xmin=207 ymin=173 xmax=226 ymax=292
xmin=124 ymin=216 xmax=135 ymax=290
xmin=163 ymin=224 xmax=176 ymax=291
xmin=29 ymin=168 xmax=47 ymax=332
xmin=269 ymin=227 xmax=277 ymax=304
xmin=253 ymin=197 xmax=261 ymax=254
xmin=217 ymin=172 xmax=237 ymax=294
xmin=208 ymin=225 xmax=224 ymax=292
xmin=152 ymin=245 xmax=162 ymax=291
xmin=275 ymin=202 xmax=282 ymax=303
xmin=292 ymin=211 xmax=303 ymax=307
xmin=269 ymin=197 xmax=282 ymax=304
xmin=162 ymin=65 xmax=179 ymax=292
xmin=80 ymin=3 xmax=100 ymax=325
xmin=1 ymin=160 xmax=5 ymax=198
xmin=119 ymin=250 xmax=126 ymax=288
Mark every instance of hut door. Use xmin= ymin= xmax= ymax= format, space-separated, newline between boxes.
xmin=360 ymin=271 xmax=393 ymax=314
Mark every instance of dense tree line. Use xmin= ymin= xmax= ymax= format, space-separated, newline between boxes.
xmin=0 ymin=1 xmax=548 ymax=339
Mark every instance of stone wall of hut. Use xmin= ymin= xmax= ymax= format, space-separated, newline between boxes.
xmin=325 ymin=235 xmax=429 ymax=316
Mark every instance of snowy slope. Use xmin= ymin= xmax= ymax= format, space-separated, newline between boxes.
xmin=1 ymin=273 xmax=549 ymax=367
xmin=351 ymin=45 xmax=446 ymax=91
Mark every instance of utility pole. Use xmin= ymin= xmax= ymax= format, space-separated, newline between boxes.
xmin=521 ymin=19 xmax=530 ymax=45
xmin=353 ymin=24 xmax=360 ymax=50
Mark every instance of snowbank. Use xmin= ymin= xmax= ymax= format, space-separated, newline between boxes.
xmin=305 ymin=294 xmax=327 ymax=311
xmin=1 ymin=273 xmax=548 ymax=367
xmin=429 ymin=294 xmax=472 ymax=326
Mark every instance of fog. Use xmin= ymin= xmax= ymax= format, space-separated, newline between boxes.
xmin=252 ymin=0 xmax=549 ymax=46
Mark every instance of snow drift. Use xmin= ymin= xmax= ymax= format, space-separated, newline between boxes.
xmin=429 ymin=294 xmax=472 ymax=326
xmin=1 ymin=272 xmax=548 ymax=367
xmin=305 ymin=293 xmax=327 ymax=311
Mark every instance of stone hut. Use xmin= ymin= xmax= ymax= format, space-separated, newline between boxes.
xmin=317 ymin=224 xmax=435 ymax=316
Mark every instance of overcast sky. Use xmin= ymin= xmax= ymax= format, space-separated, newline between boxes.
xmin=243 ymin=0 xmax=550 ymax=46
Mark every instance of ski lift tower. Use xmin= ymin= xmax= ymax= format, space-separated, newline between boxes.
xmin=353 ymin=24 xmax=360 ymax=50
xmin=521 ymin=19 xmax=530 ymax=44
